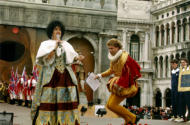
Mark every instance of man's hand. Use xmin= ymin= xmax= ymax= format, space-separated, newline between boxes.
xmin=94 ymin=74 xmax=102 ymax=80
xmin=77 ymin=55 xmax=85 ymax=61
xmin=47 ymin=51 xmax=55 ymax=60
xmin=94 ymin=75 xmax=99 ymax=80
xmin=55 ymin=40 xmax=61 ymax=49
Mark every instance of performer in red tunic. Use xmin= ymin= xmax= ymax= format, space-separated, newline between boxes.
xmin=95 ymin=38 xmax=141 ymax=125
xmin=16 ymin=75 xmax=23 ymax=105
xmin=27 ymin=73 xmax=37 ymax=107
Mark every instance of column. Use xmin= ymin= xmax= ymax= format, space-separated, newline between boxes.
xmin=158 ymin=57 xmax=160 ymax=78
xmin=162 ymin=96 xmax=165 ymax=108
xmin=186 ymin=17 xmax=190 ymax=41
xmin=163 ymin=56 xmax=166 ymax=78
xmin=181 ymin=19 xmax=184 ymax=42
xmin=143 ymin=81 xmax=148 ymax=106
xmin=159 ymin=25 xmax=162 ymax=46
xmin=140 ymin=81 xmax=147 ymax=107
xmin=175 ymin=21 xmax=178 ymax=43
xmin=153 ymin=25 xmax=156 ymax=47
xmin=168 ymin=56 xmax=171 ymax=78
xmin=164 ymin=24 xmax=167 ymax=45
xmin=140 ymin=42 xmax=144 ymax=62
xmin=98 ymin=36 xmax=102 ymax=73
xmin=122 ymin=28 xmax=127 ymax=51
xmin=140 ymin=81 xmax=144 ymax=107
xmin=144 ymin=32 xmax=149 ymax=61
xmin=149 ymin=78 xmax=153 ymax=106
xmin=170 ymin=22 xmax=173 ymax=45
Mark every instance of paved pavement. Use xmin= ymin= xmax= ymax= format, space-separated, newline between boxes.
xmin=0 ymin=102 xmax=190 ymax=125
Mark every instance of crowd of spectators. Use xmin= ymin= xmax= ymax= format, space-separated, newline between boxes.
xmin=124 ymin=105 xmax=173 ymax=120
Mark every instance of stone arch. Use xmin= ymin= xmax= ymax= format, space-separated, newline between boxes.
xmin=171 ymin=22 xmax=175 ymax=44
xmin=64 ymin=33 xmax=98 ymax=74
xmin=155 ymin=26 xmax=159 ymax=47
xmin=64 ymin=33 xmax=98 ymax=54
xmin=154 ymin=57 xmax=158 ymax=78
xmin=164 ymin=88 xmax=171 ymax=107
xmin=183 ymin=18 xmax=187 ymax=41
xmin=159 ymin=56 xmax=163 ymax=78
xmin=154 ymin=88 xmax=162 ymax=107
xmin=166 ymin=23 xmax=170 ymax=45
xmin=170 ymin=54 xmax=174 ymax=61
xmin=161 ymin=25 xmax=165 ymax=46
xmin=165 ymin=55 xmax=169 ymax=77
xmin=177 ymin=20 xmax=181 ymax=43
xmin=65 ymin=34 xmax=98 ymax=104
xmin=0 ymin=25 xmax=32 ymax=82
xmin=181 ymin=51 xmax=186 ymax=58
xmin=175 ymin=53 xmax=180 ymax=61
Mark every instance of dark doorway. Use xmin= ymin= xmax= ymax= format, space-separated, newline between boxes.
xmin=155 ymin=91 xmax=162 ymax=107
xmin=165 ymin=89 xmax=171 ymax=107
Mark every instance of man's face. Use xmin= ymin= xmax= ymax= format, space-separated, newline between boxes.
xmin=52 ymin=26 xmax=61 ymax=40
xmin=171 ymin=63 xmax=178 ymax=69
xmin=108 ymin=45 xmax=119 ymax=56
xmin=180 ymin=60 xmax=187 ymax=68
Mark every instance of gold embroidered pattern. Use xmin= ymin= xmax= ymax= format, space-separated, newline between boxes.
xmin=55 ymin=56 xmax=65 ymax=73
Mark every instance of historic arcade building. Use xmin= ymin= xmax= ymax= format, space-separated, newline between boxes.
xmin=0 ymin=0 xmax=189 ymax=108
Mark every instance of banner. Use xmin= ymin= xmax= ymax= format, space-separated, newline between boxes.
xmin=178 ymin=67 xmax=190 ymax=92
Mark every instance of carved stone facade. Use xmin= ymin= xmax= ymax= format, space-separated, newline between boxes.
xmin=117 ymin=0 xmax=153 ymax=107
xmin=0 ymin=0 xmax=117 ymax=104
xmin=151 ymin=0 xmax=190 ymax=108
xmin=1 ymin=0 xmax=190 ymax=107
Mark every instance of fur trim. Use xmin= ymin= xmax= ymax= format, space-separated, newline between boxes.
xmin=108 ymin=50 xmax=122 ymax=62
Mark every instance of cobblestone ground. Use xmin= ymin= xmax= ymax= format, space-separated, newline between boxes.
xmin=0 ymin=103 xmax=190 ymax=125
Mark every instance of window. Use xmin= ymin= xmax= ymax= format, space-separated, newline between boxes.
xmin=184 ymin=6 xmax=187 ymax=11
xmin=161 ymin=25 xmax=164 ymax=46
xmin=165 ymin=56 xmax=168 ymax=77
xmin=42 ymin=0 xmax=48 ymax=3
xmin=156 ymin=26 xmax=159 ymax=47
xmin=177 ymin=8 xmax=180 ymax=13
xmin=171 ymin=22 xmax=175 ymax=44
xmin=172 ymin=11 xmax=175 ymax=15
xmin=166 ymin=24 xmax=170 ymax=45
xmin=154 ymin=57 xmax=158 ymax=78
xmin=167 ymin=13 xmax=169 ymax=17
xmin=183 ymin=18 xmax=187 ymax=41
xmin=177 ymin=20 xmax=181 ymax=42
xmin=130 ymin=35 xmax=140 ymax=61
xmin=160 ymin=56 xmax=163 ymax=78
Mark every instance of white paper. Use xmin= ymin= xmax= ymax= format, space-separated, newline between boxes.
xmin=86 ymin=72 xmax=101 ymax=91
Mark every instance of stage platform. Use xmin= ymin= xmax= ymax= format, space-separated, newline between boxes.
xmin=0 ymin=103 xmax=189 ymax=125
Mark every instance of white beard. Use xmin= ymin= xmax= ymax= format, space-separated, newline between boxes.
xmin=108 ymin=50 xmax=123 ymax=62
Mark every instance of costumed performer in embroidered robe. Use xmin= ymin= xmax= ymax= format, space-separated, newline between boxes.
xmin=31 ymin=20 xmax=84 ymax=125
xmin=95 ymin=38 xmax=141 ymax=125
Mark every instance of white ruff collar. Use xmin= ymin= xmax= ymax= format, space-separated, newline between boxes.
xmin=108 ymin=50 xmax=123 ymax=62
